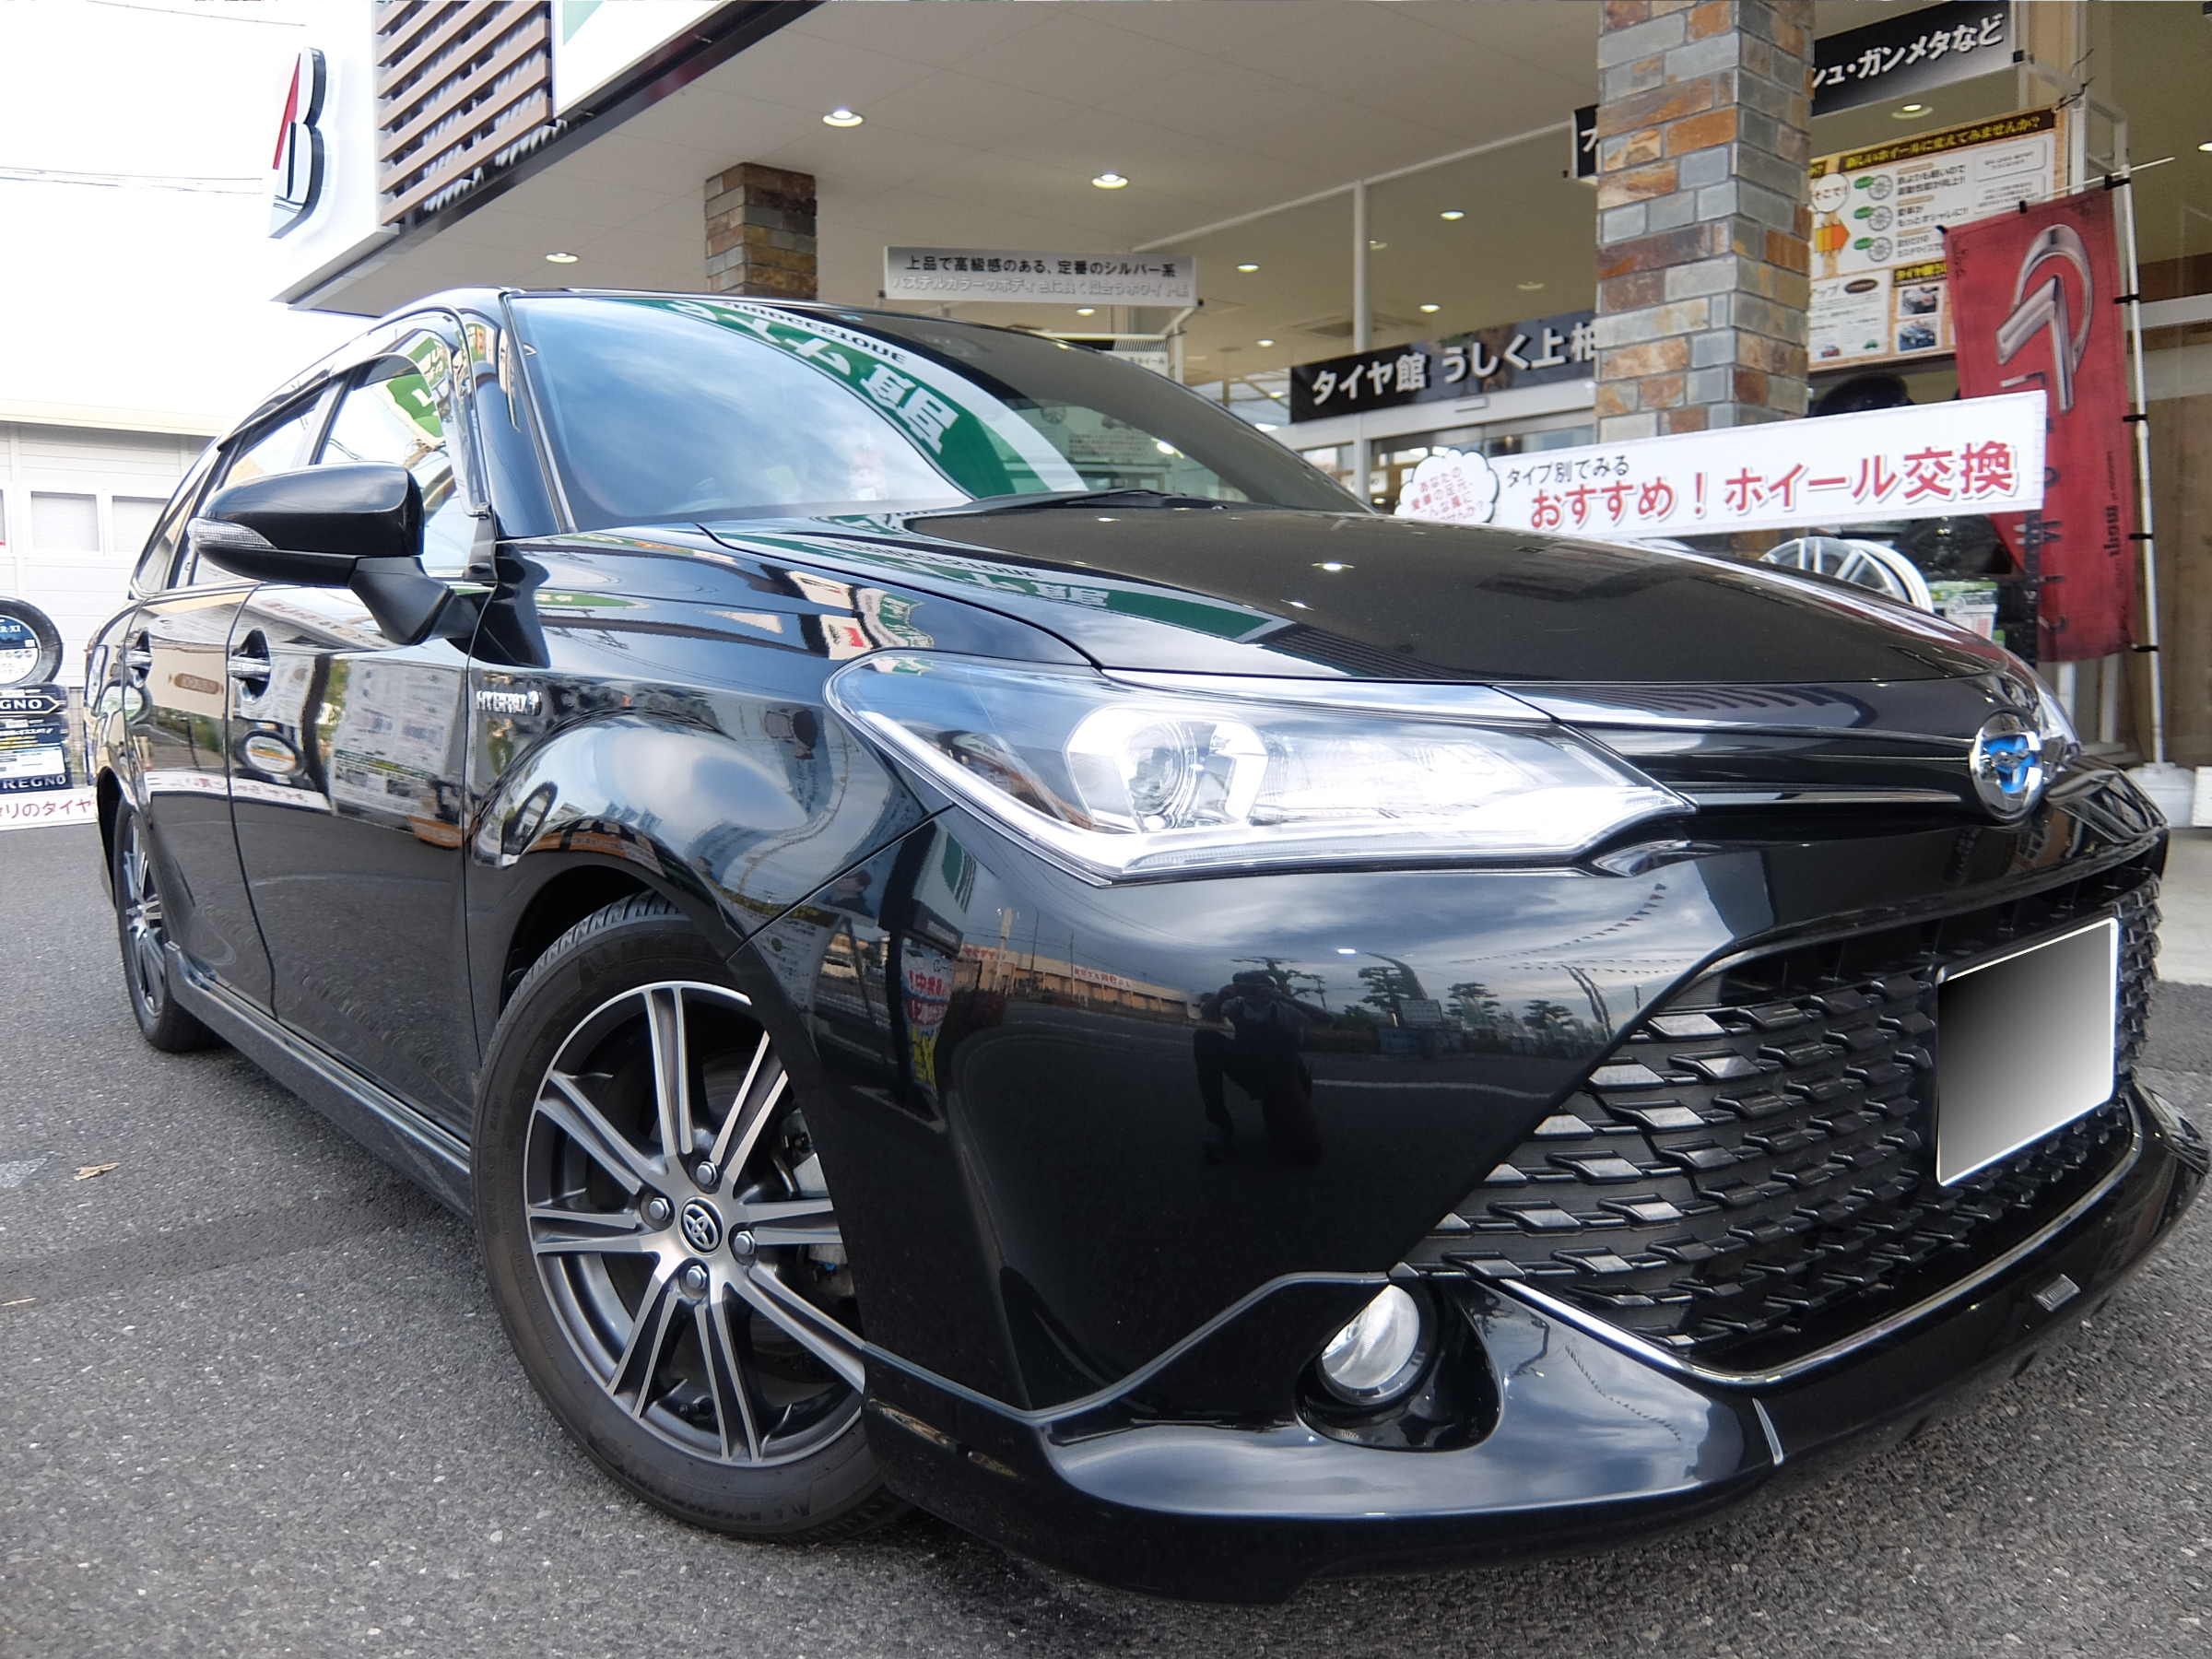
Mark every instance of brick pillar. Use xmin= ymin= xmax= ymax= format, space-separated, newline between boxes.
xmin=1592 ymin=1 xmax=1813 ymax=441
xmin=705 ymin=164 xmax=817 ymax=299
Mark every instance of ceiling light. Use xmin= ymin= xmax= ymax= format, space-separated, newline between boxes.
xmin=1092 ymin=171 xmax=1129 ymax=189
xmin=2199 ymin=140 xmax=2212 ymax=153
xmin=1517 ymin=279 xmax=1545 ymax=291
xmin=1076 ymin=307 xmax=1097 ymax=316
xmin=1893 ymin=101 xmax=1931 ymax=120
xmin=822 ymin=107 xmax=864 ymax=127
xmin=544 ymin=252 xmax=579 ymax=264
xmin=1257 ymin=337 xmax=1275 ymax=347
xmin=1315 ymin=561 xmax=1351 ymax=572
xmin=1336 ymin=947 xmax=1359 ymax=955
xmin=1440 ymin=209 xmax=1465 ymax=221
xmin=1419 ymin=303 xmax=1440 ymax=313
xmin=1368 ymin=240 xmax=1387 ymax=251
xmin=1237 ymin=263 xmax=1259 ymax=272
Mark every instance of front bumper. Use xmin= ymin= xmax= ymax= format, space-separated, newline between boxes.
xmin=860 ymin=1081 xmax=2202 ymax=1603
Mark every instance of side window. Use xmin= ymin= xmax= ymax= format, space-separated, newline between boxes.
xmin=320 ymin=328 xmax=476 ymax=575
xmin=131 ymin=444 xmax=218 ymax=594
xmin=170 ymin=387 xmax=338 ymax=589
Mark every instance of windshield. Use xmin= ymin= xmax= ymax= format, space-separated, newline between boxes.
xmin=512 ymin=295 xmax=1359 ymax=529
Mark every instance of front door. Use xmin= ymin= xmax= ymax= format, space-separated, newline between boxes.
xmin=226 ymin=321 xmax=485 ymax=1130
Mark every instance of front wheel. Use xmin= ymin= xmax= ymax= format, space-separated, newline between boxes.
xmin=472 ymin=894 xmax=900 ymax=1540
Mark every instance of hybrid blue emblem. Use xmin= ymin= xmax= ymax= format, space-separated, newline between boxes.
xmin=1969 ymin=710 xmax=2047 ymax=818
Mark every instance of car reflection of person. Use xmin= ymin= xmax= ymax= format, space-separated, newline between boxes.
xmin=1194 ymin=971 xmax=1331 ymax=1167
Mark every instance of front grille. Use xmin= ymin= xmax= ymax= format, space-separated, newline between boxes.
xmin=1409 ymin=863 xmax=2159 ymax=1374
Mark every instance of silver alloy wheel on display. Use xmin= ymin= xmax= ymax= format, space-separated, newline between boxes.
xmin=118 ymin=812 xmax=171 ymax=1018
xmin=526 ymin=982 xmax=864 ymax=1466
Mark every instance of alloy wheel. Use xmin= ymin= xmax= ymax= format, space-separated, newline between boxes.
xmin=525 ymin=982 xmax=863 ymax=1466
xmin=119 ymin=812 xmax=171 ymax=1018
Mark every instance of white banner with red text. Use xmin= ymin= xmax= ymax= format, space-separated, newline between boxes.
xmin=1395 ymin=390 xmax=2045 ymax=539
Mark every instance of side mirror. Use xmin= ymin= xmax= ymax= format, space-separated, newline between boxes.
xmin=188 ymin=464 xmax=462 ymax=646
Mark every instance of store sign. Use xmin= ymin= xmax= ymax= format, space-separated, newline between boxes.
xmin=1394 ymin=391 xmax=2046 ymax=538
xmin=1809 ymin=110 xmax=2060 ymax=370
xmin=0 ymin=685 xmax=71 ymax=794
xmin=1571 ymin=104 xmax=1598 ymax=181
xmin=551 ymin=0 xmax=722 ymax=114
xmin=1289 ymin=310 xmax=1595 ymax=423
xmin=883 ymin=249 xmax=1196 ymax=306
xmin=268 ymin=47 xmax=326 ymax=239
xmin=1949 ymin=192 xmax=2136 ymax=663
xmin=1811 ymin=1 xmax=2011 ymax=118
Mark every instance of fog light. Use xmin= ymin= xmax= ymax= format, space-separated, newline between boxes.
xmin=1317 ymin=1286 xmax=1430 ymax=1405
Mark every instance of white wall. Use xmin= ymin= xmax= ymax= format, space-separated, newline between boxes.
xmin=0 ymin=420 xmax=206 ymax=686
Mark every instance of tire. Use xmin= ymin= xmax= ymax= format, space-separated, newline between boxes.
xmin=473 ymin=893 xmax=903 ymax=1541
xmin=111 ymin=804 xmax=221 ymax=1053
xmin=0 ymin=598 xmax=62 ymax=689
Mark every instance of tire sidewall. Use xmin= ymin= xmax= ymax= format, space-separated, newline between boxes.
xmin=472 ymin=900 xmax=884 ymax=1535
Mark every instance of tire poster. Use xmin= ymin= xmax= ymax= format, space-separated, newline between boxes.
xmin=1808 ymin=109 xmax=2062 ymax=370
xmin=0 ymin=600 xmax=97 ymax=830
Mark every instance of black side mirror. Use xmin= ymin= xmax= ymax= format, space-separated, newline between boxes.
xmin=188 ymin=464 xmax=463 ymax=646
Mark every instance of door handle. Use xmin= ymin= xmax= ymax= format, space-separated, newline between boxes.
xmin=227 ymin=630 xmax=271 ymax=694
xmin=123 ymin=632 xmax=152 ymax=688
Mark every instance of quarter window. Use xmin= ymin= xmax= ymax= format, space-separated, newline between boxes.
xmin=321 ymin=329 xmax=476 ymax=574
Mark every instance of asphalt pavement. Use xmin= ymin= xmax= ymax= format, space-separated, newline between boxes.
xmin=6 ymin=819 xmax=2212 ymax=1658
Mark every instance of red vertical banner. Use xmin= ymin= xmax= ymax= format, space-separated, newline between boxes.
xmin=1947 ymin=190 xmax=2136 ymax=663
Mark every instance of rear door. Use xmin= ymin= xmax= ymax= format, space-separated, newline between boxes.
xmin=128 ymin=390 xmax=334 ymax=1010
xmin=226 ymin=318 xmax=484 ymax=1129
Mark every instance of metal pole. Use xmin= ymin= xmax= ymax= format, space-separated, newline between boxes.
xmin=1350 ymin=179 xmax=1371 ymax=502
xmin=2112 ymin=127 xmax=2167 ymax=764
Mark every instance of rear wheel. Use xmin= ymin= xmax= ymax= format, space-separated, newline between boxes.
xmin=473 ymin=894 xmax=900 ymax=1539
xmin=111 ymin=806 xmax=220 ymax=1053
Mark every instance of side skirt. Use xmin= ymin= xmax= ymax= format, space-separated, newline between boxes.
xmin=170 ymin=946 xmax=474 ymax=1217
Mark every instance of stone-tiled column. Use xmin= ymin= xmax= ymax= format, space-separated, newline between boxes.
xmin=705 ymin=163 xmax=817 ymax=299
xmin=1592 ymin=1 xmax=1813 ymax=440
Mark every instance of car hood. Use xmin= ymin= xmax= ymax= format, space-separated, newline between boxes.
xmin=699 ymin=507 xmax=2011 ymax=688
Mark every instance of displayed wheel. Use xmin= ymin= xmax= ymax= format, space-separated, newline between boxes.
xmin=111 ymin=805 xmax=220 ymax=1053
xmin=1761 ymin=535 xmax=1935 ymax=611
xmin=0 ymin=598 xmax=62 ymax=689
xmin=473 ymin=894 xmax=900 ymax=1539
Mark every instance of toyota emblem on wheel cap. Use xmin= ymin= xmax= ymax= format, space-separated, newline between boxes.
xmin=678 ymin=1198 xmax=723 ymax=1253
xmin=1969 ymin=710 xmax=2047 ymax=818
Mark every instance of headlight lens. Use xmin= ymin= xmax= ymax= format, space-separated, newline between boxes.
xmin=1317 ymin=1286 xmax=1430 ymax=1405
xmin=826 ymin=653 xmax=1688 ymax=879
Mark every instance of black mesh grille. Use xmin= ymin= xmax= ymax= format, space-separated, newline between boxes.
xmin=1408 ymin=862 xmax=2159 ymax=1374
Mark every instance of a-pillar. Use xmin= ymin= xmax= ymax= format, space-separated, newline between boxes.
xmin=705 ymin=163 xmax=817 ymax=299
xmin=1592 ymin=0 xmax=1814 ymax=441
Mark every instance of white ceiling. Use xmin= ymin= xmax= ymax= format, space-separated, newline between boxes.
xmin=323 ymin=0 xmax=1608 ymax=317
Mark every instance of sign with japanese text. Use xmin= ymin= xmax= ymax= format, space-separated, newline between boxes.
xmin=1809 ymin=110 xmax=2061 ymax=370
xmin=1949 ymin=192 xmax=2136 ymax=663
xmin=884 ymin=249 xmax=1196 ymax=306
xmin=0 ymin=684 xmax=71 ymax=794
xmin=1811 ymin=1 xmax=2011 ymax=118
xmin=1394 ymin=391 xmax=2045 ymax=539
xmin=1289 ymin=310 xmax=1595 ymax=423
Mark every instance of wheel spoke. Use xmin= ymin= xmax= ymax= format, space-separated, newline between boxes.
xmin=610 ymin=1260 xmax=683 ymax=1417
xmin=709 ymin=1054 xmax=788 ymax=1178
xmin=734 ymin=1262 xmax=866 ymax=1392
xmin=698 ymin=1295 xmax=763 ymax=1462
xmin=536 ymin=1069 xmax=663 ymax=1194
xmin=528 ymin=1203 xmax=658 ymax=1256
xmin=643 ymin=986 xmax=695 ymax=1167
xmin=738 ymin=1195 xmax=839 ymax=1248
xmin=706 ymin=1032 xmax=775 ymax=1171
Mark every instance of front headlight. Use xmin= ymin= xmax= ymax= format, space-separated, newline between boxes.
xmin=826 ymin=653 xmax=1689 ymax=880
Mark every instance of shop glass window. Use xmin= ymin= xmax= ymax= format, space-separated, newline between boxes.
xmin=30 ymin=492 xmax=98 ymax=551
xmin=320 ymin=330 xmax=476 ymax=574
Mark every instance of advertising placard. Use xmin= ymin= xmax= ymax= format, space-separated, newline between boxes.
xmin=1808 ymin=110 xmax=2061 ymax=370
xmin=1394 ymin=391 xmax=2045 ymax=539
xmin=1810 ymin=2 xmax=2012 ymax=118
xmin=1289 ymin=311 xmax=1595 ymax=423
xmin=1948 ymin=190 xmax=2136 ymax=663
xmin=551 ymin=0 xmax=723 ymax=114
xmin=883 ymin=249 xmax=1196 ymax=307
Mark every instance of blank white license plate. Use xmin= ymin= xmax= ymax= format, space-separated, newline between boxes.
xmin=1936 ymin=916 xmax=2120 ymax=1185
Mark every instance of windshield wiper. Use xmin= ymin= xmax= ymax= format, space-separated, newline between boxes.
xmin=913 ymin=488 xmax=1255 ymax=518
